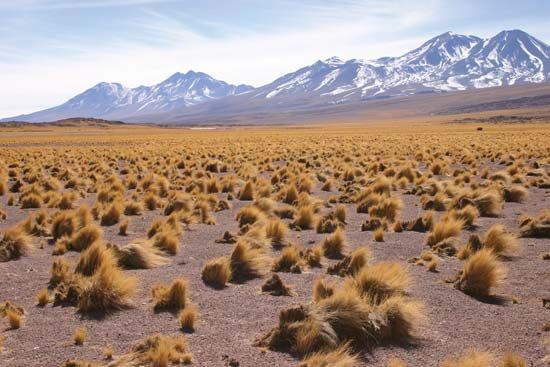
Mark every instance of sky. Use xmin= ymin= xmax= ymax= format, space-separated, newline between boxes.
xmin=1 ymin=0 xmax=550 ymax=118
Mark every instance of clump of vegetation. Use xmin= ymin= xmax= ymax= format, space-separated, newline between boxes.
xmin=0 ymin=227 xmax=33 ymax=262
xmin=73 ymin=327 xmax=87 ymax=346
xmin=179 ymin=304 xmax=198 ymax=332
xmin=201 ymin=257 xmax=231 ymax=289
xmin=321 ymin=228 xmax=346 ymax=259
xmin=455 ymin=249 xmax=506 ymax=298
xmin=152 ymin=278 xmax=189 ymax=312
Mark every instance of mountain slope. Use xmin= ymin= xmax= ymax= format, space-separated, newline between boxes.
xmin=4 ymin=29 xmax=550 ymax=124
xmin=6 ymin=71 xmax=253 ymax=122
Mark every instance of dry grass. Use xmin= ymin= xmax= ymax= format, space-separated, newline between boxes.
xmin=455 ymin=249 xmax=506 ymax=297
xmin=298 ymin=344 xmax=358 ymax=367
xmin=426 ymin=216 xmax=464 ymax=248
xmin=111 ymin=241 xmax=168 ymax=269
xmin=373 ymin=227 xmax=385 ymax=242
xmin=152 ymin=278 xmax=189 ymax=312
xmin=0 ymin=227 xmax=33 ymax=262
xmin=73 ymin=327 xmax=87 ymax=345
xmin=441 ymin=349 xmax=493 ymax=367
xmin=229 ymin=239 xmax=267 ymax=282
xmin=179 ymin=304 xmax=198 ymax=332
xmin=201 ymin=256 xmax=231 ymax=289
xmin=482 ymin=224 xmax=519 ymax=257
xmin=36 ymin=288 xmax=51 ymax=306
xmin=77 ymin=261 xmax=136 ymax=314
xmin=322 ymin=228 xmax=346 ymax=259
xmin=272 ymin=244 xmax=303 ymax=272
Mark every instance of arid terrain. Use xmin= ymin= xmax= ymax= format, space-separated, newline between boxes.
xmin=0 ymin=120 xmax=549 ymax=367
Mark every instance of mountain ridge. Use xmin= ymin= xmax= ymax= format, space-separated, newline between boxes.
xmin=5 ymin=29 xmax=550 ymax=124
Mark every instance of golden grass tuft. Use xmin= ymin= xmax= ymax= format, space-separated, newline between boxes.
xmin=111 ymin=242 xmax=169 ymax=269
xmin=201 ymin=256 xmax=231 ymax=289
xmin=68 ymin=224 xmax=102 ymax=252
xmin=322 ymin=228 xmax=345 ymax=259
xmin=500 ymin=352 xmax=528 ymax=367
xmin=36 ymin=288 xmax=51 ymax=307
xmin=179 ymin=304 xmax=198 ymax=332
xmin=386 ymin=357 xmax=407 ymax=367
xmin=312 ymin=278 xmax=334 ymax=302
xmin=77 ymin=261 xmax=136 ymax=314
xmin=291 ymin=205 xmax=316 ymax=230
xmin=298 ymin=344 xmax=358 ymax=367
xmin=51 ymin=211 xmax=77 ymax=240
xmin=266 ymin=219 xmax=288 ymax=247
xmin=426 ymin=216 xmax=464 ymax=248
xmin=482 ymin=224 xmax=519 ymax=257
xmin=73 ymin=327 xmax=87 ymax=346
xmin=151 ymin=230 xmax=180 ymax=255
xmin=272 ymin=245 xmax=302 ymax=272
xmin=238 ymin=180 xmax=255 ymax=201
xmin=229 ymin=239 xmax=267 ymax=282
xmin=347 ymin=261 xmax=410 ymax=302
xmin=0 ymin=227 xmax=33 ymax=262
xmin=152 ymin=278 xmax=189 ymax=312
xmin=6 ymin=309 xmax=22 ymax=329
xmin=456 ymin=249 xmax=506 ymax=297
xmin=373 ymin=227 xmax=385 ymax=242
xmin=100 ymin=202 xmax=123 ymax=226
xmin=75 ymin=241 xmax=117 ymax=277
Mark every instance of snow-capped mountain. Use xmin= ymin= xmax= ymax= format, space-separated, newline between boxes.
xmin=6 ymin=71 xmax=253 ymax=122
xmin=4 ymin=29 xmax=549 ymax=123
xmin=247 ymin=29 xmax=550 ymax=103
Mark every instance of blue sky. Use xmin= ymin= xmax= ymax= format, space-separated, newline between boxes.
xmin=1 ymin=0 xmax=549 ymax=117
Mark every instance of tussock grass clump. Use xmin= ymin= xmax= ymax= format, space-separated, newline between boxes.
xmin=100 ymin=202 xmax=122 ymax=226
xmin=236 ymin=205 xmax=265 ymax=228
xmin=322 ymin=228 xmax=345 ymax=259
xmin=474 ymin=192 xmax=503 ymax=217
xmin=291 ymin=205 xmax=316 ymax=230
xmin=1 ymin=301 xmax=25 ymax=329
xmin=373 ymin=227 xmax=385 ymax=242
xmin=327 ymin=247 xmax=370 ymax=277
xmin=272 ymin=245 xmax=303 ymax=272
xmin=73 ymin=327 xmax=87 ymax=345
xmin=450 ymin=205 xmax=479 ymax=227
xmin=501 ymin=353 xmax=528 ymax=367
xmin=115 ymin=334 xmax=192 ymax=366
xmin=151 ymin=230 xmax=180 ymax=255
xmin=259 ymin=265 xmax=422 ymax=357
xmin=519 ymin=210 xmax=550 ymax=238
xmin=455 ymin=249 xmax=506 ymax=298
xmin=20 ymin=193 xmax=42 ymax=209
xmin=482 ymin=224 xmax=519 ymax=257
xmin=426 ymin=216 xmax=464 ymax=248
xmin=68 ymin=224 xmax=102 ymax=252
xmin=298 ymin=344 xmax=358 ymax=367
xmin=51 ymin=211 xmax=77 ymax=240
xmin=347 ymin=261 xmax=410 ymax=302
xmin=266 ymin=219 xmax=288 ymax=247
xmin=386 ymin=357 xmax=407 ymax=367
xmin=262 ymin=274 xmax=294 ymax=296
xmin=368 ymin=196 xmax=402 ymax=222
xmin=75 ymin=241 xmax=117 ymax=277
xmin=36 ymin=288 xmax=51 ymax=306
xmin=119 ymin=219 xmax=129 ymax=236
xmin=111 ymin=242 xmax=168 ymax=269
xmin=312 ymin=278 xmax=334 ymax=302
xmin=238 ymin=180 xmax=255 ymax=201
xmin=0 ymin=227 xmax=33 ymax=262
xmin=152 ymin=278 xmax=188 ymax=312
xmin=502 ymin=186 xmax=528 ymax=203
xmin=77 ymin=261 xmax=136 ymax=314
xmin=124 ymin=200 xmax=143 ymax=216
xmin=201 ymin=257 xmax=231 ymax=289
xmin=179 ymin=304 xmax=198 ymax=332
xmin=400 ymin=211 xmax=434 ymax=233
xmin=229 ymin=238 xmax=267 ymax=282
xmin=304 ymin=246 xmax=323 ymax=268
xmin=50 ymin=257 xmax=71 ymax=287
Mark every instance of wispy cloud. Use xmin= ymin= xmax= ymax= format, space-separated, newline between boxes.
xmin=1 ymin=0 xmax=549 ymax=117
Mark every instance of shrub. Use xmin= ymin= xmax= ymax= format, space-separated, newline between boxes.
xmin=238 ymin=180 xmax=255 ymax=201
xmin=201 ymin=257 xmax=231 ymax=289
xmin=20 ymin=193 xmax=42 ymax=209
xmin=124 ymin=201 xmax=143 ymax=216
xmin=441 ymin=349 xmax=492 ymax=367
xmin=51 ymin=211 xmax=77 ymax=240
xmin=262 ymin=274 xmax=294 ymax=296
xmin=75 ymin=241 xmax=117 ymax=277
xmin=373 ymin=227 xmax=385 ymax=242
xmin=152 ymin=278 xmax=188 ymax=312
xmin=347 ymin=261 xmax=410 ymax=302
xmin=151 ymin=230 xmax=180 ymax=255
xmin=312 ymin=278 xmax=334 ymax=302
xmin=69 ymin=224 xmax=102 ymax=252
xmin=502 ymin=186 xmax=528 ymax=203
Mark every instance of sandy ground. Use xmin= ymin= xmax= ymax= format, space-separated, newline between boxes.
xmin=0 ymin=181 xmax=549 ymax=367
